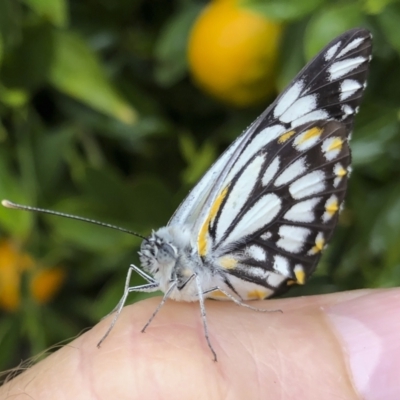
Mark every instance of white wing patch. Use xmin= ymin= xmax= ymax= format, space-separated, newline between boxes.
xmin=322 ymin=137 xmax=343 ymax=161
xmin=337 ymin=37 xmax=364 ymax=58
xmin=283 ymin=197 xmax=321 ymax=223
xmin=325 ymin=42 xmax=341 ymax=61
xmin=279 ymin=94 xmax=317 ymax=124
xmin=225 ymin=125 xmax=285 ymax=183
xmin=328 ymin=57 xmax=366 ymax=80
xmin=340 ymin=79 xmax=362 ymax=101
xmin=342 ymin=104 xmax=354 ymax=117
xmin=262 ymin=157 xmax=281 ymax=186
xmin=289 ymin=170 xmax=326 ymax=200
xmin=266 ymin=272 xmax=287 ymax=288
xmin=260 ymin=231 xmax=272 ymax=240
xmin=215 ymin=154 xmax=265 ymax=242
xmin=273 ymin=255 xmax=291 ymax=276
xmin=291 ymin=109 xmax=329 ymax=128
xmin=277 ymin=225 xmax=310 ymax=253
xmin=246 ymin=245 xmax=267 ymax=262
xmin=274 ymin=156 xmax=308 ymax=186
xmin=223 ymin=193 xmax=281 ymax=245
xmin=274 ymin=80 xmax=304 ymax=118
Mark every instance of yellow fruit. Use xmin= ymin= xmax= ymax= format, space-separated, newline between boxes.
xmin=0 ymin=240 xmax=34 ymax=311
xmin=30 ymin=267 xmax=66 ymax=304
xmin=188 ymin=0 xmax=282 ymax=107
xmin=0 ymin=239 xmax=66 ymax=311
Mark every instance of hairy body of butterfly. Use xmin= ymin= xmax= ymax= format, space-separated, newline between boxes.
xmin=100 ymin=28 xmax=373 ymax=360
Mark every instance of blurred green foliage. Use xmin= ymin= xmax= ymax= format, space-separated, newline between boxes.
xmin=0 ymin=0 xmax=400 ymax=371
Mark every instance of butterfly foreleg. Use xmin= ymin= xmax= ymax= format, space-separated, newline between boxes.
xmin=129 ymin=263 xmax=156 ymax=283
xmin=97 ymin=264 xmax=160 ymax=347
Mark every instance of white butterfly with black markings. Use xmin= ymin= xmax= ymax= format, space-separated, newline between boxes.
xmin=2 ymin=28 xmax=372 ymax=361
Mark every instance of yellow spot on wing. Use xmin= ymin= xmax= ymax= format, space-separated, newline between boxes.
xmin=219 ymin=256 xmax=238 ymax=269
xmin=287 ymin=266 xmax=306 ymax=286
xmin=326 ymin=199 xmax=339 ymax=216
xmin=311 ymin=235 xmax=325 ymax=254
xmin=247 ymin=290 xmax=267 ymax=300
xmin=198 ymin=186 xmax=229 ymax=257
xmin=336 ymin=167 xmax=347 ymax=177
xmin=296 ymin=127 xmax=322 ymax=145
xmin=278 ymin=130 xmax=295 ymax=144
xmin=327 ymin=137 xmax=343 ymax=152
xmin=209 ymin=290 xmax=228 ymax=299
xmin=294 ymin=267 xmax=305 ymax=285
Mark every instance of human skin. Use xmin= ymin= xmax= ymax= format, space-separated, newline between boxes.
xmin=1 ymin=288 xmax=399 ymax=400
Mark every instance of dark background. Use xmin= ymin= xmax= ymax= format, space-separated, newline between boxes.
xmin=0 ymin=0 xmax=400 ymax=371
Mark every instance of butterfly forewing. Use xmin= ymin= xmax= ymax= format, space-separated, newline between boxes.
xmin=170 ymin=29 xmax=371 ymax=234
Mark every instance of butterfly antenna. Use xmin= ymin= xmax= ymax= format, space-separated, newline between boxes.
xmin=1 ymin=199 xmax=147 ymax=240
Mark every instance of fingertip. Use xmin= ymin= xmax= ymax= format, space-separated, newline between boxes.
xmin=326 ymin=289 xmax=400 ymax=400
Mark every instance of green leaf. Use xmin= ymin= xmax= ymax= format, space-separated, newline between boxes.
xmin=1 ymin=24 xmax=54 ymax=92
xmin=0 ymin=84 xmax=29 ymax=108
xmin=48 ymin=31 xmax=137 ymax=124
xmin=47 ymin=197 xmax=140 ymax=253
xmin=351 ymin=105 xmax=398 ymax=166
xmin=179 ymin=134 xmax=217 ymax=184
xmin=370 ymin=188 xmax=400 ymax=277
xmin=22 ymin=0 xmax=68 ymax=27
xmin=154 ymin=3 xmax=202 ymax=87
xmin=80 ymin=168 xmax=174 ymax=231
xmin=0 ymin=0 xmax=21 ymax=50
xmin=0 ymin=156 xmax=33 ymax=239
xmin=0 ymin=34 xmax=3 ymax=68
xmin=240 ymin=0 xmax=326 ymax=21
xmin=34 ymin=126 xmax=74 ymax=193
xmin=304 ymin=4 xmax=364 ymax=60
xmin=363 ymin=0 xmax=398 ymax=14
xmin=0 ymin=316 xmax=20 ymax=369
xmin=276 ymin=22 xmax=308 ymax=90
xmin=378 ymin=3 xmax=400 ymax=55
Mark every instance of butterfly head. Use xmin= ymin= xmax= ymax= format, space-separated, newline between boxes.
xmin=139 ymin=230 xmax=179 ymax=277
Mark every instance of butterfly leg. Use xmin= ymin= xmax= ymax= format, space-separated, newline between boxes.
xmin=97 ymin=264 xmax=160 ymax=348
xmin=195 ymin=275 xmax=218 ymax=362
xmin=141 ymin=280 xmax=177 ymax=333
xmin=129 ymin=263 xmax=156 ymax=284
xmin=102 ymin=263 xmax=157 ymax=318
xmin=203 ymin=286 xmax=282 ymax=314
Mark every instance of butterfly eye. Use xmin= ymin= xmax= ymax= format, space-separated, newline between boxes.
xmin=157 ymin=243 xmax=176 ymax=261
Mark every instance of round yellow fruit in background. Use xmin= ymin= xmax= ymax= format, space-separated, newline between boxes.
xmin=188 ymin=0 xmax=283 ymax=107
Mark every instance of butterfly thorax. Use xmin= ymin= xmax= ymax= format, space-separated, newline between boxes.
xmin=138 ymin=226 xmax=213 ymax=301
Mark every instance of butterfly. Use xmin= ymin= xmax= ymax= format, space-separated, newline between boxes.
xmin=2 ymin=28 xmax=372 ymax=362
